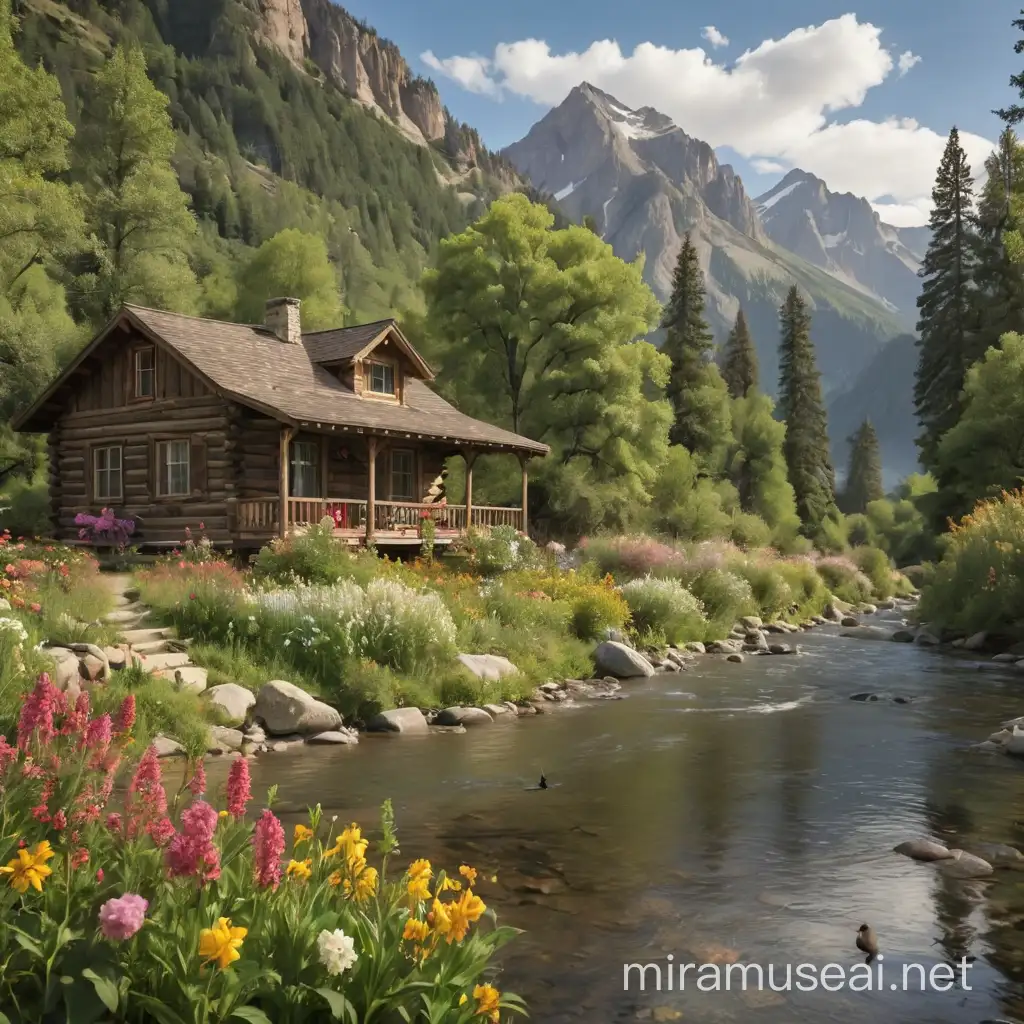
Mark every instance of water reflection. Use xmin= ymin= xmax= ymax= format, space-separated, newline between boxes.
xmin=205 ymin=625 xmax=1024 ymax=1022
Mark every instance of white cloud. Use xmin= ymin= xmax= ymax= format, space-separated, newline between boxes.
xmin=870 ymin=199 xmax=931 ymax=228
xmin=897 ymin=49 xmax=921 ymax=76
xmin=701 ymin=26 xmax=729 ymax=49
xmin=423 ymin=15 xmax=993 ymax=227
xmin=751 ymin=159 xmax=786 ymax=174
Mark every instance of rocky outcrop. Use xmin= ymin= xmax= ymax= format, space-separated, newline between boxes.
xmin=257 ymin=0 xmax=308 ymax=66
xmin=593 ymin=641 xmax=654 ymax=679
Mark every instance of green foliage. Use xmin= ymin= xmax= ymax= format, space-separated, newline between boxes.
xmin=840 ymin=419 xmax=884 ymax=514
xmin=861 ymin=473 xmax=938 ymax=566
xmin=620 ymin=576 xmax=707 ymax=645
xmin=648 ymin=446 xmax=731 ymax=540
xmin=252 ymin=518 xmax=376 ymax=587
xmin=850 ymin=545 xmax=897 ymax=600
xmin=914 ymin=127 xmax=978 ymax=472
xmin=464 ymin=525 xmax=541 ymax=575
xmin=729 ymin=511 xmax=772 ymax=549
xmin=814 ymin=555 xmax=873 ymax=604
xmin=777 ymin=286 xmax=835 ymax=532
xmin=688 ymin=568 xmax=757 ymax=634
xmin=720 ymin=307 xmax=759 ymax=398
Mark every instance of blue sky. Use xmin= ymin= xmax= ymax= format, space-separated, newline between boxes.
xmin=335 ymin=0 xmax=1020 ymax=225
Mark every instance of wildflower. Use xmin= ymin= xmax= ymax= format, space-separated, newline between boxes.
xmin=252 ymin=809 xmax=285 ymax=890
xmin=428 ymin=897 xmax=451 ymax=938
xmin=225 ymin=758 xmax=251 ymax=819
xmin=342 ymin=865 xmax=378 ymax=902
xmin=316 ymin=927 xmax=358 ymax=976
xmin=0 ymin=840 xmax=54 ymax=893
xmin=407 ymin=858 xmax=432 ymax=902
xmin=293 ymin=823 xmax=313 ymax=846
xmin=62 ymin=692 xmax=91 ymax=736
xmin=459 ymin=864 xmax=478 ymax=886
xmin=71 ymin=847 xmax=89 ymax=869
xmin=148 ymin=817 xmax=176 ymax=847
xmin=445 ymin=888 xmax=487 ymax=943
xmin=439 ymin=875 xmax=462 ymax=892
xmin=0 ymin=735 xmax=17 ymax=777
xmin=52 ymin=809 xmax=67 ymax=831
xmin=286 ymin=858 xmax=312 ymax=880
xmin=218 ymin=810 xmax=228 ymax=820
xmin=403 ymin=918 xmax=430 ymax=943
xmin=199 ymin=917 xmax=247 ymax=970
xmin=96 ymin=868 xmax=104 ymax=883
xmin=106 ymin=812 xmax=122 ymax=834
xmin=99 ymin=894 xmax=148 ymax=940
xmin=115 ymin=695 xmax=136 ymax=735
xmin=166 ymin=800 xmax=220 ymax=882
xmin=187 ymin=759 xmax=207 ymax=797
xmin=474 ymin=983 xmax=501 ymax=1022
xmin=17 ymin=674 xmax=64 ymax=751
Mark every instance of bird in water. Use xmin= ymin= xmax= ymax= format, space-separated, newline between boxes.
xmin=856 ymin=924 xmax=879 ymax=961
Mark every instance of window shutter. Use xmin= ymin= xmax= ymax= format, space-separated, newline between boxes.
xmin=149 ymin=438 xmax=158 ymax=499
xmin=191 ymin=435 xmax=207 ymax=495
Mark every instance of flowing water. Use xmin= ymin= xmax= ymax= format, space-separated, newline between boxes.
xmin=210 ymin=616 xmax=1024 ymax=1022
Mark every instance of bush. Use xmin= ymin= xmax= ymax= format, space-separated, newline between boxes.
xmin=689 ymin=568 xmax=756 ymax=633
xmin=733 ymin=562 xmax=794 ymax=621
xmin=620 ymin=577 xmax=706 ymax=645
xmin=579 ymin=535 xmax=687 ymax=579
xmin=464 ymin=525 xmax=540 ymax=574
xmin=776 ymin=558 xmax=830 ymax=618
xmin=252 ymin=518 xmax=371 ymax=586
xmin=729 ymin=512 xmax=772 ymax=549
xmin=850 ymin=545 xmax=896 ymax=600
xmin=813 ymin=555 xmax=873 ymax=604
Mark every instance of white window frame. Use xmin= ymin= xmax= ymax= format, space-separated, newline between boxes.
xmin=93 ymin=445 xmax=123 ymax=501
xmin=157 ymin=439 xmax=190 ymax=497
xmin=368 ymin=361 xmax=395 ymax=396
xmin=290 ymin=440 xmax=320 ymax=498
xmin=134 ymin=347 xmax=155 ymax=399
xmin=390 ymin=449 xmax=415 ymax=501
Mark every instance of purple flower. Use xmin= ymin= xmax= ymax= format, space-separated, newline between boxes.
xmin=98 ymin=893 xmax=148 ymax=941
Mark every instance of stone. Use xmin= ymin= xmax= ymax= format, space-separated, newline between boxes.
xmin=540 ymin=681 xmax=562 ymax=693
xmin=104 ymin=645 xmax=128 ymax=671
xmin=915 ymin=629 xmax=941 ymax=646
xmin=483 ymin=703 xmax=510 ymax=716
xmin=156 ymin=666 xmax=208 ymax=694
xmin=738 ymin=615 xmax=763 ymax=630
xmin=895 ymin=839 xmax=954 ymax=862
xmin=726 ymin=653 xmax=744 ymax=663
xmin=153 ymin=734 xmax=185 ymax=758
xmin=208 ymin=726 xmax=244 ymax=752
xmin=46 ymin=647 xmax=81 ymax=691
xmin=768 ymin=643 xmax=796 ymax=655
xmin=1006 ymin=726 xmax=1024 ymax=757
xmin=706 ymin=638 xmax=743 ymax=655
xmin=365 ymin=707 xmax=429 ymax=734
xmin=104 ymin=608 xmax=144 ymax=625
xmin=840 ymin=626 xmax=894 ymax=641
xmin=244 ymin=724 xmax=266 ymax=743
xmin=306 ymin=730 xmax=359 ymax=745
xmin=253 ymin=680 xmax=342 ymax=736
xmin=457 ymin=653 xmax=519 ymax=681
xmin=891 ymin=630 xmax=915 ymax=643
xmin=992 ymin=652 xmax=1020 ymax=663
xmin=939 ymin=850 xmax=994 ymax=879
xmin=968 ymin=842 xmax=1024 ymax=867
xmin=743 ymin=631 xmax=768 ymax=652
xmin=859 ymin=603 xmax=878 ymax=615
xmin=80 ymin=654 xmax=107 ymax=682
xmin=964 ymin=631 xmax=989 ymax=651
xmin=503 ymin=701 xmax=520 ymax=715
xmin=594 ymin=640 xmax=655 ymax=679
xmin=972 ymin=740 xmax=1004 ymax=753
xmin=204 ymin=683 xmax=256 ymax=725
xmin=684 ymin=641 xmax=706 ymax=654
xmin=841 ymin=616 xmax=860 ymax=627
xmin=876 ymin=599 xmax=896 ymax=610
xmin=989 ymin=729 xmax=1012 ymax=745
xmin=435 ymin=706 xmax=494 ymax=727
xmin=140 ymin=651 xmax=191 ymax=672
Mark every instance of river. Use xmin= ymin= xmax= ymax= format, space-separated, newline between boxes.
xmin=211 ymin=613 xmax=1024 ymax=1022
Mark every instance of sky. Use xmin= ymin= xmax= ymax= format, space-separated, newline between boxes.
xmin=334 ymin=0 xmax=1021 ymax=227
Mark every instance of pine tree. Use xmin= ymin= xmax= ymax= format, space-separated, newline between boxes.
xmin=914 ymin=127 xmax=978 ymax=472
xmin=720 ymin=307 xmax=759 ymax=398
xmin=777 ymin=286 xmax=835 ymax=531
xmin=661 ymin=232 xmax=720 ymax=459
xmin=841 ymin=420 xmax=884 ymax=514
xmin=995 ymin=11 xmax=1024 ymax=127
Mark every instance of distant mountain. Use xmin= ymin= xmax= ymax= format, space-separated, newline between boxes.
xmin=755 ymin=170 xmax=925 ymax=326
xmin=503 ymin=84 xmax=905 ymax=394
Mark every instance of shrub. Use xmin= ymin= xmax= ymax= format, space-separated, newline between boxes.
xmin=733 ymin=562 xmax=794 ymax=620
xmin=689 ymin=568 xmax=757 ymax=633
xmin=729 ymin=512 xmax=772 ymax=549
xmin=850 ymin=545 xmax=896 ymax=600
xmin=464 ymin=525 xmax=540 ymax=574
xmin=620 ymin=577 xmax=706 ymax=644
xmin=776 ymin=558 xmax=830 ymax=618
xmin=252 ymin=518 xmax=370 ymax=586
xmin=579 ymin=535 xmax=687 ymax=579
xmin=814 ymin=555 xmax=873 ymax=604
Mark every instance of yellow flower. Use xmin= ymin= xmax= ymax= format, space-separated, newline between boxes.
xmin=459 ymin=993 xmax=468 ymax=1006
xmin=445 ymin=889 xmax=487 ymax=944
xmin=428 ymin=897 xmax=451 ymax=938
xmin=327 ymin=823 xmax=366 ymax=862
xmin=286 ymin=858 xmax=312 ymax=880
xmin=218 ymin=810 xmax=229 ymax=820
xmin=293 ymin=823 xmax=313 ymax=846
xmin=439 ymin=875 xmax=462 ymax=892
xmin=198 ymin=917 xmax=247 ymax=969
xmin=328 ymin=870 xmax=343 ymax=888
xmin=459 ymin=864 xmax=478 ymax=886
xmin=474 ymin=983 xmax=501 ymax=1021
xmin=406 ymin=858 xmax=432 ymax=902
xmin=489 ymin=874 xmax=498 ymax=884
xmin=0 ymin=841 xmax=54 ymax=893
xmin=402 ymin=918 xmax=430 ymax=943
xmin=342 ymin=865 xmax=378 ymax=902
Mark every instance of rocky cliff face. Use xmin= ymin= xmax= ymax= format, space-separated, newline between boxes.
xmin=256 ymin=0 xmax=307 ymax=66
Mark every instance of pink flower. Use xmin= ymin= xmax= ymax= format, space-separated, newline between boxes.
xmin=187 ymin=759 xmax=206 ymax=797
xmin=96 ymin=868 xmax=104 ymax=883
xmin=115 ymin=695 xmax=136 ymax=736
xmin=98 ymin=894 xmax=148 ymax=941
xmin=61 ymin=692 xmax=91 ymax=737
xmin=165 ymin=800 xmax=220 ymax=882
xmin=0 ymin=735 xmax=17 ymax=777
xmin=252 ymin=809 xmax=285 ymax=890
xmin=17 ymin=674 xmax=65 ymax=751
xmin=148 ymin=816 xmax=176 ymax=847
xmin=106 ymin=812 xmax=122 ymax=834
xmin=124 ymin=745 xmax=167 ymax=840
xmin=71 ymin=847 xmax=89 ymax=869
xmin=226 ymin=758 xmax=251 ymax=819
xmin=84 ymin=714 xmax=112 ymax=758
xmin=52 ymin=809 xmax=67 ymax=831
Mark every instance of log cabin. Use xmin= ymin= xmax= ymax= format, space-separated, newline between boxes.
xmin=12 ymin=298 xmax=549 ymax=552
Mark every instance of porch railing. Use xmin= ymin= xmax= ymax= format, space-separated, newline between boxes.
xmin=470 ymin=506 xmax=523 ymax=530
xmin=372 ymin=501 xmax=468 ymax=532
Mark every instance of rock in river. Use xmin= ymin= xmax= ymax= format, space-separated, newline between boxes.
xmin=435 ymin=706 xmax=494 ymax=727
xmin=204 ymin=683 xmax=256 ymax=725
xmin=365 ymin=707 xmax=429 ymax=735
xmin=939 ymin=850 xmax=994 ymax=879
xmin=840 ymin=626 xmax=894 ymax=641
xmin=253 ymin=680 xmax=342 ymax=736
xmin=967 ymin=842 xmax=1024 ymax=867
xmin=894 ymin=839 xmax=954 ymax=862
xmin=594 ymin=641 xmax=654 ymax=679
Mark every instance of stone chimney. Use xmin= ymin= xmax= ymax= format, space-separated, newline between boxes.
xmin=265 ymin=297 xmax=301 ymax=344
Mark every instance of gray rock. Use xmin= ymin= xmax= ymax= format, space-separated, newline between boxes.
xmin=939 ymin=850 xmax=994 ymax=878
xmin=706 ymin=638 xmax=743 ymax=655
xmin=68 ymin=642 xmax=110 ymax=681
xmin=157 ymin=665 xmax=208 ymax=694
xmin=594 ymin=640 xmax=654 ymax=679
xmin=859 ymin=603 xmax=878 ymax=615
xmin=1006 ymin=726 xmax=1024 ymax=756
xmin=840 ymin=616 xmax=861 ymax=627
xmin=764 ymin=622 xmax=789 ymax=634
xmin=726 ymin=653 xmax=744 ymax=664
xmin=204 ymin=683 xmax=257 ymax=725
xmin=365 ymin=707 xmax=429 ymax=734
xmin=152 ymin=734 xmax=185 ymax=758
xmin=894 ymin=839 xmax=954 ymax=862
xmin=891 ymin=629 xmax=915 ymax=643
xmin=738 ymin=615 xmax=763 ymax=630
xmin=306 ymin=730 xmax=359 ymax=745
xmin=915 ymin=629 xmax=941 ymax=646
xmin=875 ymin=599 xmax=896 ymax=610
xmin=244 ymin=724 xmax=266 ymax=743
xmin=483 ymin=703 xmax=510 ymax=716
xmin=967 ymin=842 xmax=1024 ymax=867
xmin=743 ymin=631 xmax=769 ymax=652
xmin=435 ymin=706 xmax=494 ymax=727
xmin=992 ymin=652 xmax=1020 ymax=663
xmin=972 ymin=740 xmax=1005 ymax=753
xmin=457 ymin=653 xmax=519 ymax=681
xmin=253 ymin=680 xmax=342 ymax=736
xmin=989 ymin=729 xmax=1012 ymax=745
xmin=208 ymin=725 xmax=244 ymax=752
xmin=46 ymin=647 xmax=81 ymax=692
xmin=768 ymin=643 xmax=796 ymax=655
xmin=964 ymin=631 xmax=989 ymax=651
xmin=104 ymin=645 xmax=128 ymax=671
xmin=840 ymin=626 xmax=894 ymax=641
xmin=684 ymin=641 xmax=706 ymax=654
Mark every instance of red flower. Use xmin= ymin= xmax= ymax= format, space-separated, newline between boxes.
xmin=189 ymin=593 xmax=196 ymax=601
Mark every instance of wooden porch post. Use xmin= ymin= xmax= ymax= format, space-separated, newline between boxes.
xmin=518 ymin=452 xmax=529 ymax=536
xmin=366 ymin=435 xmax=378 ymax=545
xmin=463 ymin=448 xmax=477 ymax=530
xmin=279 ymin=426 xmax=294 ymax=538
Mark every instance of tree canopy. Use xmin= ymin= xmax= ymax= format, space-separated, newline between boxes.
xmin=720 ymin=307 xmax=759 ymax=399
xmin=841 ymin=420 xmax=884 ymax=514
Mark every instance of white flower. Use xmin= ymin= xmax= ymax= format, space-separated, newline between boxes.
xmin=317 ymin=928 xmax=358 ymax=976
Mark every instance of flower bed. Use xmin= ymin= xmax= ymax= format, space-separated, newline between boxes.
xmin=0 ymin=672 xmax=524 ymax=1022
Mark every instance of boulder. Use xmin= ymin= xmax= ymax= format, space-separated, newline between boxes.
xmin=726 ymin=653 xmax=744 ymax=664
xmin=68 ymin=642 xmax=110 ymax=682
xmin=594 ymin=641 xmax=655 ymax=679
xmin=875 ymin=599 xmax=896 ymax=610
xmin=992 ymin=652 xmax=1020 ymax=664
xmin=939 ymin=850 xmax=994 ymax=879
xmin=915 ymin=628 xmax=941 ymax=646
xmin=483 ymin=703 xmax=511 ymax=716
xmin=894 ymin=839 xmax=954 ymax=862
xmin=768 ymin=643 xmax=796 ymax=655
xmin=858 ymin=603 xmax=878 ymax=615
xmin=743 ymin=631 xmax=769 ymax=652
xmin=244 ymin=724 xmax=267 ymax=744
xmin=208 ymin=726 xmax=245 ymax=753
xmin=891 ymin=630 xmax=915 ymax=643
xmin=840 ymin=626 xmax=894 ymax=641
xmin=684 ymin=641 xmax=706 ymax=654
xmin=204 ymin=683 xmax=256 ymax=725
xmin=306 ymin=730 xmax=359 ymax=745
xmin=253 ymin=680 xmax=342 ymax=736
xmin=989 ymin=729 xmax=1012 ymax=745
xmin=157 ymin=666 xmax=208 ymax=694
xmin=104 ymin=645 xmax=128 ymax=671
xmin=972 ymin=740 xmax=1005 ymax=753
xmin=435 ymin=706 xmax=494 ymax=727
xmin=1005 ymin=726 xmax=1024 ymax=757
xmin=152 ymin=734 xmax=185 ymax=758
xmin=46 ymin=647 xmax=81 ymax=691
xmin=457 ymin=653 xmax=519 ymax=681
xmin=738 ymin=615 xmax=763 ymax=630
xmin=841 ymin=616 xmax=861 ymax=628
xmin=964 ymin=631 xmax=989 ymax=651
xmin=967 ymin=842 xmax=1024 ymax=867
xmin=706 ymin=638 xmax=743 ymax=655
xmin=365 ymin=708 xmax=429 ymax=735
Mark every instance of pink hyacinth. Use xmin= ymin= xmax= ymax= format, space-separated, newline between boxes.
xmin=71 ymin=847 xmax=89 ymax=869
xmin=124 ymin=745 xmax=167 ymax=840
xmin=148 ymin=816 xmax=176 ymax=847
xmin=17 ymin=674 xmax=65 ymax=751
xmin=98 ymin=894 xmax=148 ymax=941
xmin=52 ymin=809 xmax=67 ymax=831
xmin=252 ymin=809 xmax=285 ymax=890
xmin=165 ymin=800 xmax=220 ymax=882
xmin=61 ymin=692 xmax=91 ymax=737
xmin=225 ymin=758 xmax=251 ymax=819
xmin=0 ymin=735 xmax=17 ymax=778
xmin=106 ymin=812 xmax=122 ymax=834
xmin=187 ymin=758 xmax=206 ymax=797
xmin=115 ymin=694 xmax=136 ymax=736
xmin=84 ymin=713 xmax=112 ymax=758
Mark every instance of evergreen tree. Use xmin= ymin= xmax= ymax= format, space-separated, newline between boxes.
xmin=777 ymin=286 xmax=835 ymax=531
xmin=660 ymin=232 xmax=722 ymax=460
xmin=720 ymin=307 xmax=759 ymax=398
xmin=74 ymin=44 xmax=198 ymax=323
xmin=914 ymin=127 xmax=978 ymax=471
xmin=841 ymin=419 xmax=884 ymax=514
xmin=995 ymin=11 xmax=1024 ymax=127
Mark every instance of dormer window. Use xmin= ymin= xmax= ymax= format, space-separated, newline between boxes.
xmin=134 ymin=346 xmax=155 ymax=399
xmin=368 ymin=361 xmax=395 ymax=396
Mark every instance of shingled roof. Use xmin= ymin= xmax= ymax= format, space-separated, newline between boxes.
xmin=14 ymin=305 xmax=549 ymax=455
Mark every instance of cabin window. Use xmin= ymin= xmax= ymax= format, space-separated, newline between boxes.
xmin=368 ymin=361 xmax=395 ymax=396
xmin=391 ymin=449 xmax=415 ymax=501
xmin=134 ymin=347 xmax=155 ymax=399
xmin=289 ymin=440 xmax=320 ymax=498
xmin=93 ymin=445 xmax=123 ymax=501
xmin=157 ymin=439 xmax=190 ymax=496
